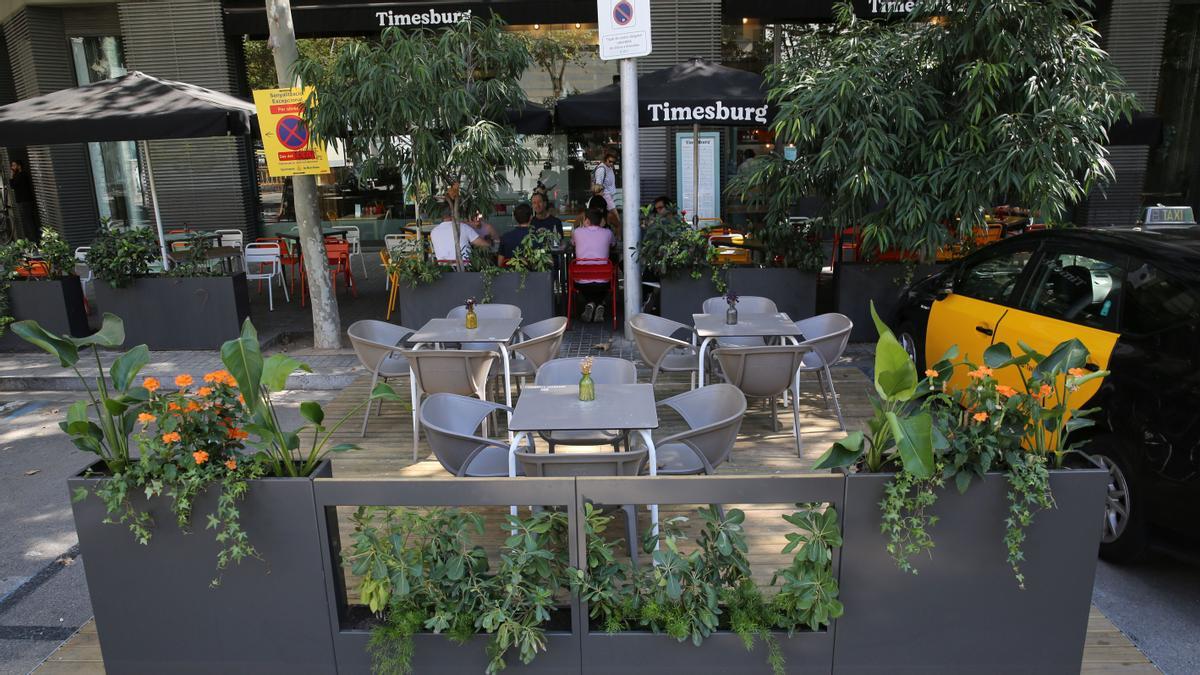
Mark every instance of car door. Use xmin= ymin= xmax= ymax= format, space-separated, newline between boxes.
xmin=990 ymin=243 xmax=1124 ymax=404
xmin=926 ymin=243 xmax=1038 ymax=390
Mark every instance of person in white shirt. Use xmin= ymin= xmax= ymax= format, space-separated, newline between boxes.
xmin=592 ymin=152 xmax=622 ymax=229
xmin=430 ymin=208 xmax=489 ymax=263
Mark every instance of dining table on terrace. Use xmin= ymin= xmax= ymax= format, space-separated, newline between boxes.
xmin=692 ymin=312 xmax=803 ymax=387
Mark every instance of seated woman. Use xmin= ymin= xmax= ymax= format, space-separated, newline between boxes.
xmin=572 ymin=207 xmax=615 ymax=323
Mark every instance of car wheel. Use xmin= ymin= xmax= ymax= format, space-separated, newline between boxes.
xmin=1088 ymin=440 xmax=1148 ymax=563
xmin=897 ymin=324 xmax=924 ymax=371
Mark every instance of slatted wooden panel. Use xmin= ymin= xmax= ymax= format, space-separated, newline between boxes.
xmin=117 ymin=0 xmax=257 ymax=236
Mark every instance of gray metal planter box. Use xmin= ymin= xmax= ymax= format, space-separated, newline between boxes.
xmin=833 ymin=263 xmax=943 ymax=341
xmin=581 ymin=630 xmax=833 ymax=675
xmin=833 ymin=469 xmax=1107 ymax=675
xmin=332 ymin=629 xmax=580 ymax=674
xmin=68 ymin=460 xmax=336 ymax=675
xmin=0 ymin=276 xmax=90 ymax=350
xmin=92 ymin=274 xmax=250 ymax=350
xmin=396 ymin=271 xmax=554 ymax=327
xmin=659 ymin=268 xmax=818 ymax=325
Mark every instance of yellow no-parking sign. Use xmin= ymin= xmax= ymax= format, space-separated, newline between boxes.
xmin=253 ymin=87 xmax=330 ymax=177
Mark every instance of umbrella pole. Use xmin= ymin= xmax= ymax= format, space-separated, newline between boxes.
xmin=692 ymin=123 xmax=700 ymax=227
xmin=141 ymin=140 xmax=170 ymax=270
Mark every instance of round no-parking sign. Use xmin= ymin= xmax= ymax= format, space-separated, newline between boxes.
xmin=276 ymin=115 xmax=310 ymax=151
xmin=613 ymin=1 xmax=634 ymax=26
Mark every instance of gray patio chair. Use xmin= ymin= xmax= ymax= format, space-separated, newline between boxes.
xmin=794 ymin=313 xmax=853 ymax=430
xmin=643 ymin=383 xmax=747 ymax=475
xmin=420 ymin=393 xmax=525 ymax=477
xmin=701 ymin=295 xmax=779 ymax=347
xmin=713 ymin=345 xmax=811 ymax=456
xmin=398 ymin=348 xmax=498 ymax=461
xmin=505 ymin=316 xmax=568 ymax=379
xmin=629 ymin=313 xmax=699 ymax=388
xmin=516 ymin=448 xmax=648 ymax=566
xmin=534 ymin=357 xmax=638 ymax=453
xmin=447 ymin=303 xmax=523 ymax=350
xmin=347 ymin=320 xmax=417 ymax=437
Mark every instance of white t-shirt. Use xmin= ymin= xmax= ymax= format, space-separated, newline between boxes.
xmin=431 ymin=220 xmax=480 ymax=262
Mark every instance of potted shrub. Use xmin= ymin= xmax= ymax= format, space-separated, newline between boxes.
xmin=13 ymin=315 xmax=398 ymax=673
xmin=812 ymin=305 xmax=1108 ymax=672
xmin=0 ymin=226 xmax=89 ymax=350
xmin=88 ymin=223 xmax=250 ymax=350
xmin=390 ymin=232 xmax=555 ymax=327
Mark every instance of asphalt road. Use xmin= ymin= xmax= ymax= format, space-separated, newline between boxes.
xmin=1 ymin=390 xmax=1197 ymax=674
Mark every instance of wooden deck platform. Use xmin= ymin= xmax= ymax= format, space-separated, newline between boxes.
xmin=33 ymin=367 xmax=1158 ymax=673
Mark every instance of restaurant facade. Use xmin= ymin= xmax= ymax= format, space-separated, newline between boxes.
xmin=0 ymin=0 xmax=1178 ymax=246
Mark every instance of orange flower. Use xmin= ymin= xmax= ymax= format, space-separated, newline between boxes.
xmin=1068 ymin=367 xmax=1087 ymax=378
xmin=197 ymin=387 xmax=213 ymax=397
xmin=995 ymin=385 xmax=1017 ymax=398
xmin=237 ymin=394 xmax=245 ymax=405
xmin=161 ymin=431 xmax=181 ymax=443
xmin=924 ymin=368 xmax=939 ymax=378
xmin=203 ymin=370 xmax=236 ymax=386
xmin=175 ymin=374 xmax=193 ymax=388
xmin=1034 ymin=383 xmax=1054 ymax=402
xmin=193 ymin=450 xmax=209 ymax=465
xmin=184 ymin=401 xmax=201 ymax=413
xmin=137 ymin=412 xmax=156 ymax=424
xmin=968 ymin=366 xmax=994 ymax=379
xmin=226 ymin=427 xmax=249 ymax=441
xmin=143 ymin=377 xmax=160 ymax=392
xmin=225 ymin=459 xmax=238 ymax=471
xmin=973 ymin=411 xmax=989 ymax=423
xmin=167 ymin=402 xmax=181 ymax=412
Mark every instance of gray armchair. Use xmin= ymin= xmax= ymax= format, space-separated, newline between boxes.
xmin=713 ymin=344 xmax=811 ymax=456
xmin=347 ymin=320 xmax=416 ymax=437
xmin=420 ymin=393 xmax=525 ymax=477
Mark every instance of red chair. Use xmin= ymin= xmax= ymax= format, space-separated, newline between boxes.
xmin=256 ymin=237 xmax=301 ymax=293
xmin=566 ymin=258 xmax=617 ymax=329
xmin=301 ymin=238 xmax=356 ymax=306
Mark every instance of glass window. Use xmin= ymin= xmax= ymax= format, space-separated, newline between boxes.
xmin=1123 ymin=262 xmax=1200 ymax=334
xmin=70 ymin=37 xmax=147 ymax=229
xmin=1023 ymin=251 xmax=1125 ymax=330
xmin=955 ymin=248 xmax=1034 ymax=305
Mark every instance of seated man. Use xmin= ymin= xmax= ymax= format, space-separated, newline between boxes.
xmin=572 ymin=207 xmax=615 ymax=323
xmin=431 ymin=207 xmax=490 ymax=263
xmin=529 ymin=192 xmax=563 ymax=236
xmin=498 ymin=202 xmax=534 ymax=266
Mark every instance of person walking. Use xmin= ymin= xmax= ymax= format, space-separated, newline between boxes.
xmin=592 ymin=152 xmax=621 ymax=230
xmin=9 ymin=160 xmax=36 ymax=240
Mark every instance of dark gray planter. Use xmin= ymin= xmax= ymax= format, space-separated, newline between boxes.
xmin=332 ymin=629 xmax=580 ymax=674
xmin=659 ymin=268 xmax=818 ymax=325
xmin=93 ymin=274 xmax=249 ymax=350
xmin=581 ymin=630 xmax=833 ymax=675
xmin=833 ymin=469 xmax=1108 ymax=675
xmin=68 ymin=460 xmax=336 ymax=675
xmin=0 ymin=276 xmax=90 ymax=351
xmin=396 ymin=271 xmax=554 ymax=327
xmin=833 ymin=263 xmax=944 ymax=341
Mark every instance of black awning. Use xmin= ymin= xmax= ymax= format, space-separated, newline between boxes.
xmin=555 ymin=58 xmax=771 ymax=128
xmin=0 ymin=71 xmax=256 ymax=146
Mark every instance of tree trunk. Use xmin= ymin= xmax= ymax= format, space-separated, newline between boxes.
xmin=450 ymin=197 xmax=464 ymax=272
xmin=266 ymin=0 xmax=342 ymax=350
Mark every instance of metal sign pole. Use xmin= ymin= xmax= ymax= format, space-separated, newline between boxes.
xmin=620 ymin=57 xmax=641 ymax=338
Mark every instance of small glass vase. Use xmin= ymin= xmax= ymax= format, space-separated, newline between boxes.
xmin=725 ymin=305 xmax=738 ymax=325
xmin=578 ymin=373 xmax=595 ymax=401
xmin=465 ymin=308 xmax=478 ymax=329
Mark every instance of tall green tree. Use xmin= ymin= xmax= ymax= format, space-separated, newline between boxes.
xmin=728 ymin=0 xmax=1138 ymax=259
xmin=295 ymin=16 xmax=535 ymax=270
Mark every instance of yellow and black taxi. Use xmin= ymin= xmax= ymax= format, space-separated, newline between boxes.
xmin=892 ymin=227 xmax=1200 ymax=562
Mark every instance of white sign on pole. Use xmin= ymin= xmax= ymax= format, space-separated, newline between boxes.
xmin=596 ymin=0 xmax=652 ymax=61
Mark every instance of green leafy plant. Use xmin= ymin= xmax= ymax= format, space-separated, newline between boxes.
xmin=749 ymin=217 xmax=826 ymax=272
xmin=636 ymin=214 xmax=727 ymax=291
xmin=0 ymin=227 xmax=77 ymax=334
xmin=348 ymin=506 xmax=570 ymax=675
xmin=164 ymin=236 xmax=222 ymax=278
xmin=86 ymin=223 xmax=159 ymax=287
xmin=729 ymin=0 xmax=1138 ymax=259
xmin=505 ymin=228 xmax=556 ymax=279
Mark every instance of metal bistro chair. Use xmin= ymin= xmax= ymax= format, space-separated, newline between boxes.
xmin=630 ymin=313 xmax=699 ymax=389
xmin=399 ymin=349 xmax=499 ymax=461
xmin=643 ymin=383 xmax=746 ymax=477
xmin=504 ymin=316 xmax=568 ymax=382
xmin=794 ymin=313 xmax=853 ymax=431
xmin=701 ymin=295 xmax=780 ymax=347
xmin=516 ymin=448 xmax=649 ymax=566
xmin=347 ymin=320 xmax=416 ymax=437
xmin=243 ymin=242 xmax=289 ymax=311
xmin=215 ymin=229 xmax=244 ymax=271
xmin=534 ymin=357 xmax=637 ymax=453
xmin=420 ymin=393 xmax=525 ymax=477
xmin=713 ymin=345 xmax=811 ymax=456
xmin=333 ymin=224 xmax=369 ymax=278
xmin=566 ymin=258 xmax=618 ymax=329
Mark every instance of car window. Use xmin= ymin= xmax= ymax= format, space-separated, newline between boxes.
xmin=955 ymin=248 xmax=1034 ymax=305
xmin=1023 ymin=251 xmax=1124 ymax=330
xmin=1123 ymin=262 xmax=1200 ymax=334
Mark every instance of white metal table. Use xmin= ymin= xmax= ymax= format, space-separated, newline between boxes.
xmin=505 ymin=383 xmax=662 ymax=535
xmin=692 ymin=312 xmax=802 ymax=387
xmin=409 ymin=317 xmax=523 ymax=438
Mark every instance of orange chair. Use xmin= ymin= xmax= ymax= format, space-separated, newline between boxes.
xmin=566 ymin=258 xmax=617 ymax=330
xmin=15 ymin=260 xmax=50 ymax=278
xmin=256 ymin=237 xmax=301 ymax=292
xmin=301 ymin=238 xmax=356 ymax=305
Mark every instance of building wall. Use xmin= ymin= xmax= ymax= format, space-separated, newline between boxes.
xmin=1083 ymin=0 xmax=1171 ymax=226
xmin=118 ymin=0 xmax=256 ymax=235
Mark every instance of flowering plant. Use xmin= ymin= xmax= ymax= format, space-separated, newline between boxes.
xmin=579 ymin=356 xmax=594 ymax=376
xmin=725 ymin=292 xmax=739 ymax=306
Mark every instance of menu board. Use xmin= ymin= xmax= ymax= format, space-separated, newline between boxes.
xmin=676 ymin=132 xmax=721 ymax=222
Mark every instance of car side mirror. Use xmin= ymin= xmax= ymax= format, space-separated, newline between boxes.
xmin=934 ymin=278 xmax=953 ymax=300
